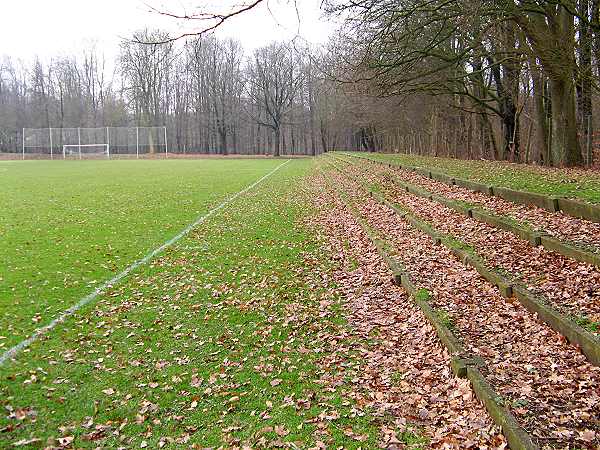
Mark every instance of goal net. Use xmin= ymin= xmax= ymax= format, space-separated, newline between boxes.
xmin=22 ymin=127 xmax=168 ymax=160
xmin=63 ymin=144 xmax=109 ymax=159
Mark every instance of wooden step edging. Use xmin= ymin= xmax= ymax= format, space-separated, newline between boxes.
xmin=467 ymin=367 xmax=538 ymax=450
xmin=328 ymin=161 xmax=600 ymax=365
xmin=342 ymin=152 xmax=600 ymax=224
xmin=324 ymin=177 xmax=539 ymax=450
xmin=538 ymin=235 xmax=600 ymax=267
xmin=372 ymin=241 xmax=537 ymax=450
xmin=469 ymin=210 xmax=542 ymax=246
xmin=368 ymin=191 xmax=600 ymax=367
xmin=396 ymin=256 xmax=537 ymax=450
xmin=334 ymin=154 xmax=600 ymax=268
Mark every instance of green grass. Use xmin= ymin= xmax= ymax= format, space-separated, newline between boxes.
xmin=397 ymin=427 xmax=429 ymax=448
xmin=574 ymin=315 xmax=600 ymax=333
xmin=414 ymin=288 xmax=431 ymax=302
xmin=0 ymin=159 xmax=285 ymax=349
xmin=342 ymin=239 xmax=360 ymax=271
xmin=436 ymin=309 xmax=456 ymax=331
xmin=443 ymin=236 xmax=477 ymax=258
xmin=0 ymin=159 xmax=379 ymax=448
xmin=353 ymin=152 xmax=600 ymax=203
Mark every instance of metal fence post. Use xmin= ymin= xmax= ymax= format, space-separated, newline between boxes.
xmin=78 ymin=127 xmax=82 ymax=160
xmin=164 ymin=127 xmax=168 ymax=158
xmin=106 ymin=127 xmax=111 ymax=159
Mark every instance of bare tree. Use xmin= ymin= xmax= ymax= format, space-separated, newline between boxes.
xmin=246 ymin=42 xmax=305 ymax=156
xmin=120 ymin=29 xmax=175 ymax=128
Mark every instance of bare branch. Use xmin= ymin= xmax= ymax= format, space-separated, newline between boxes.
xmin=135 ymin=0 xmax=267 ymax=44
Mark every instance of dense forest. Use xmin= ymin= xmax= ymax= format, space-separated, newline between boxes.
xmin=0 ymin=33 xmax=352 ymax=156
xmin=325 ymin=0 xmax=600 ymax=167
xmin=2 ymin=0 xmax=600 ymax=165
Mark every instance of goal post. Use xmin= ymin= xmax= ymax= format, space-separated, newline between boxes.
xmin=22 ymin=126 xmax=168 ymax=160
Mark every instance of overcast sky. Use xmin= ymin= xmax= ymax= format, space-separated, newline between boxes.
xmin=0 ymin=0 xmax=334 ymax=62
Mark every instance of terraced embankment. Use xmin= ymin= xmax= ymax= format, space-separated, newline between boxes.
xmin=315 ymin=157 xmax=600 ymax=449
xmin=347 ymin=152 xmax=600 ymax=220
xmin=308 ymin=177 xmax=505 ymax=447
xmin=335 ymin=155 xmax=600 ymax=333
xmin=344 ymin=153 xmax=600 ymax=256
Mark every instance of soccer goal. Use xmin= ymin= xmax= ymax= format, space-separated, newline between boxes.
xmin=63 ymin=144 xmax=110 ymax=159
xmin=22 ymin=126 xmax=168 ymax=160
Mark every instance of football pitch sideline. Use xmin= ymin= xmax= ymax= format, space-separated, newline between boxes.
xmin=0 ymin=158 xmax=378 ymax=448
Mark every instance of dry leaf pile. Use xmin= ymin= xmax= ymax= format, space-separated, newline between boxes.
xmin=338 ymin=159 xmax=600 ymax=324
xmin=307 ymin=174 xmax=505 ymax=448
xmin=321 ymin=166 xmax=600 ymax=448
xmin=349 ymin=156 xmax=600 ymax=254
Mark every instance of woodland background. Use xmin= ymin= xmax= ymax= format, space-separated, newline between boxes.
xmin=1 ymin=0 xmax=599 ymax=166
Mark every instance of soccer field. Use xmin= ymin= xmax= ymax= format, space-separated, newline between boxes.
xmin=0 ymin=158 xmax=382 ymax=448
xmin=3 ymin=155 xmax=600 ymax=448
xmin=0 ymin=159 xmax=287 ymax=351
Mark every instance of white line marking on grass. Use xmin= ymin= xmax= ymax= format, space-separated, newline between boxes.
xmin=0 ymin=159 xmax=292 ymax=366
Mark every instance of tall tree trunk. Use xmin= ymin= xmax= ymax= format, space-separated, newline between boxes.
xmin=577 ymin=0 xmax=593 ymax=164
xmin=524 ymin=6 xmax=581 ymax=165
xmin=531 ymin=63 xmax=549 ymax=164
xmin=592 ymin=0 xmax=600 ymax=80
xmin=320 ymin=119 xmax=328 ymax=153
xmin=219 ymin=128 xmax=227 ymax=156
xmin=309 ymin=86 xmax=316 ymax=156
xmin=490 ymin=58 xmax=520 ymax=161
xmin=273 ymin=127 xmax=280 ymax=157
xmin=549 ymin=76 xmax=581 ymax=166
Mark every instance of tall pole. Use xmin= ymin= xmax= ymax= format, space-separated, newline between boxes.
xmin=164 ymin=127 xmax=168 ymax=158
xmin=22 ymin=128 xmax=25 ymax=160
xmin=106 ymin=127 xmax=111 ymax=160
xmin=136 ymin=127 xmax=139 ymax=159
xmin=49 ymin=127 xmax=53 ymax=160
xmin=78 ymin=127 xmax=82 ymax=160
